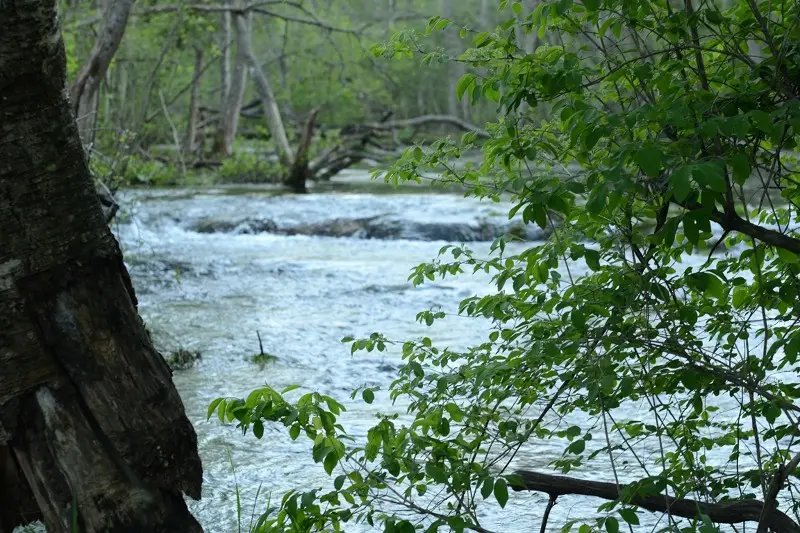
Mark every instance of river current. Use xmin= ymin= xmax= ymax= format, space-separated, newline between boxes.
xmin=102 ymin=173 xmax=767 ymax=532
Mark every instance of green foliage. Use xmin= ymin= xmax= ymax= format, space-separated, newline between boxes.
xmin=121 ymin=157 xmax=179 ymax=186
xmin=219 ymin=150 xmax=284 ymax=184
xmin=247 ymin=351 xmax=279 ymax=367
xmin=213 ymin=0 xmax=800 ymax=531
xmin=164 ymin=348 xmax=202 ymax=371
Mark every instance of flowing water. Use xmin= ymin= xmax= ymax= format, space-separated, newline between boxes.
xmin=107 ymin=173 xmax=774 ymax=532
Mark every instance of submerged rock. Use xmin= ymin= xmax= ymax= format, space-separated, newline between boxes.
xmin=164 ymin=348 xmax=202 ymax=371
xmin=191 ymin=217 xmax=278 ymax=234
xmin=285 ymin=215 xmax=551 ymax=242
xmin=188 ymin=214 xmax=552 ymax=242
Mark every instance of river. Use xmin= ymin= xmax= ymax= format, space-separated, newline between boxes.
xmin=104 ymin=172 xmax=769 ymax=532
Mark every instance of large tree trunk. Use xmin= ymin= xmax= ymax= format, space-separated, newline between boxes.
xmin=0 ymin=1 xmax=203 ymax=531
xmin=214 ymin=2 xmax=246 ymax=157
xmin=71 ymin=0 xmax=136 ymax=148
xmin=234 ymin=12 xmax=294 ymax=166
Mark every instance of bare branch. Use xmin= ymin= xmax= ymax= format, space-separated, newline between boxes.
xmin=512 ymin=470 xmax=800 ymax=533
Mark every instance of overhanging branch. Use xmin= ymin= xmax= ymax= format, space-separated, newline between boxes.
xmin=511 ymin=470 xmax=800 ymax=533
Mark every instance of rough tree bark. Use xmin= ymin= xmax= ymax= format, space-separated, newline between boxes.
xmin=71 ymin=0 xmax=137 ymax=147
xmin=0 ymin=1 xmax=203 ymax=531
xmin=214 ymin=1 xmax=247 ymax=157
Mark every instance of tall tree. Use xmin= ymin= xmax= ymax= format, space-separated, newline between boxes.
xmin=71 ymin=0 xmax=137 ymax=147
xmin=213 ymin=0 xmax=247 ymax=157
xmin=0 ymin=0 xmax=203 ymax=531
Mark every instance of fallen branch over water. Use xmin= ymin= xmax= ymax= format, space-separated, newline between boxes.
xmin=363 ymin=114 xmax=490 ymax=139
xmin=511 ymin=470 xmax=800 ymax=533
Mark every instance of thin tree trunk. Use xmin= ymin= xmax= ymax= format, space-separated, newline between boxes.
xmin=0 ymin=1 xmax=203 ymax=531
xmin=441 ymin=0 xmax=464 ymax=118
xmin=71 ymin=0 xmax=137 ymax=148
xmin=214 ymin=0 xmax=244 ymax=157
xmin=220 ymin=6 xmax=232 ymax=98
xmin=480 ymin=0 xmax=491 ymax=27
xmin=286 ymin=109 xmax=318 ymax=193
xmin=213 ymin=0 xmax=233 ymax=151
xmin=234 ymin=12 xmax=294 ymax=166
xmin=184 ymin=46 xmax=205 ymax=156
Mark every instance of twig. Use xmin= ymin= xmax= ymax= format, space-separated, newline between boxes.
xmin=540 ymin=495 xmax=557 ymax=533
xmin=158 ymin=90 xmax=186 ymax=176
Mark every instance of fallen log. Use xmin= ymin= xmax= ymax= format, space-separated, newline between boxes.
xmin=365 ymin=114 xmax=490 ymax=139
xmin=511 ymin=470 xmax=800 ymax=533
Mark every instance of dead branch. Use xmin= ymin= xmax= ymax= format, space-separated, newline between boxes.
xmin=365 ymin=114 xmax=490 ymax=138
xmin=512 ymin=470 xmax=800 ymax=533
xmin=67 ymin=1 xmax=359 ymax=35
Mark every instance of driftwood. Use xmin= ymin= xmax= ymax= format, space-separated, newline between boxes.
xmin=512 ymin=470 xmax=800 ymax=533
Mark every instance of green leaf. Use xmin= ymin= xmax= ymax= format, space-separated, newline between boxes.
xmin=281 ymin=384 xmax=301 ymax=394
xmin=776 ymin=247 xmax=800 ymax=264
xmin=334 ymin=474 xmax=346 ymax=490
xmin=583 ymin=0 xmax=599 ymax=11
xmin=729 ymin=153 xmax=751 ymax=185
xmin=669 ymin=167 xmax=692 ymax=202
xmin=207 ymin=398 xmax=224 ymax=420
xmin=481 ymin=478 xmax=494 ymax=499
xmin=533 ymin=204 xmax=547 ymax=229
xmin=634 ymin=146 xmax=662 ymax=177
xmin=693 ymin=162 xmax=727 ymax=193
xmin=456 ymin=73 xmax=476 ymax=101
xmin=750 ymin=109 xmax=772 ymax=133
xmin=584 ymin=249 xmax=601 ymax=270
xmin=362 ymin=388 xmax=375 ymax=404
xmin=324 ymin=451 xmax=338 ymax=475
xmin=683 ymin=213 xmax=700 ymax=245
xmin=568 ymin=439 xmax=586 ymax=454
xmin=705 ymin=8 xmax=724 ymax=24
xmin=217 ymin=399 xmax=227 ymax=423
xmin=618 ymin=509 xmax=639 ymax=525
xmin=494 ymin=477 xmax=509 ymax=508
xmin=556 ymin=0 xmax=573 ymax=15
xmin=605 ymin=516 xmax=619 ymax=533
xmin=253 ymin=419 xmax=264 ymax=439
xmin=785 ymin=336 xmax=800 ymax=363
xmin=732 ymin=286 xmax=748 ymax=309
xmin=586 ymin=183 xmax=608 ymax=214
xmin=582 ymin=126 xmax=603 ymax=151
